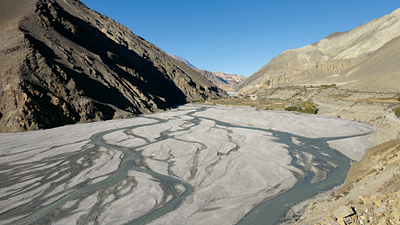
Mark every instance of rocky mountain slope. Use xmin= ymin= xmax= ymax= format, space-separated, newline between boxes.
xmin=0 ymin=0 xmax=226 ymax=132
xmin=169 ymin=54 xmax=198 ymax=69
xmin=238 ymin=8 xmax=400 ymax=93
xmin=169 ymin=55 xmax=246 ymax=91
xmin=197 ymin=70 xmax=246 ymax=91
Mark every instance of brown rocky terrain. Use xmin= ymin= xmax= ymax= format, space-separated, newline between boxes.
xmin=197 ymin=70 xmax=246 ymax=91
xmin=0 ymin=0 xmax=226 ymax=132
xmin=169 ymin=54 xmax=246 ymax=91
xmin=296 ymin=139 xmax=400 ymax=225
xmin=238 ymin=8 xmax=400 ymax=93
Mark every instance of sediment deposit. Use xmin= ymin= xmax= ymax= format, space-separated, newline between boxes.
xmin=0 ymin=104 xmax=373 ymax=225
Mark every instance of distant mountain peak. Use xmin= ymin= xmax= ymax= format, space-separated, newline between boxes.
xmin=169 ymin=54 xmax=198 ymax=69
xmin=169 ymin=55 xmax=245 ymax=92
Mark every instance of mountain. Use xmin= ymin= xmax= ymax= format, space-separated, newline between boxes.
xmin=214 ymin=71 xmax=246 ymax=85
xmin=0 ymin=0 xmax=226 ymax=132
xmin=238 ymin=8 xmax=400 ymax=93
xmin=169 ymin=55 xmax=246 ymax=91
xmin=197 ymin=70 xmax=246 ymax=91
xmin=169 ymin=54 xmax=198 ymax=69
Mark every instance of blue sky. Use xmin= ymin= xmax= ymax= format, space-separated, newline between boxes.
xmin=80 ymin=0 xmax=400 ymax=77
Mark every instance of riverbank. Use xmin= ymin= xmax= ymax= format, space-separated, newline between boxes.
xmin=205 ymin=86 xmax=400 ymax=146
xmin=295 ymin=139 xmax=400 ymax=225
xmin=0 ymin=104 xmax=373 ymax=225
xmin=205 ymin=86 xmax=400 ymax=224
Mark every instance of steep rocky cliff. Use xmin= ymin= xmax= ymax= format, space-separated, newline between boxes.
xmin=238 ymin=8 xmax=400 ymax=93
xmin=0 ymin=0 xmax=226 ymax=132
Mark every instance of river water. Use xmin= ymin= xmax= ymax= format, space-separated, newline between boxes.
xmin=0 ymin=105 xmax=372 ymax=225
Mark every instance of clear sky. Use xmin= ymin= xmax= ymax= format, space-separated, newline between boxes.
xmin=80 ymin=0 xmax=400 ymax=77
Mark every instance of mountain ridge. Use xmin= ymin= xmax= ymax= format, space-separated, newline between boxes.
xmin=169 ymin=54 xmax=246 ymax=91
xmin=0 ymin=0 xmax=226 ymax=132
xmin=238 ymin=7 xmax=400 ymax=93
xmin=169 ymin=54 xmax=198 ymax=69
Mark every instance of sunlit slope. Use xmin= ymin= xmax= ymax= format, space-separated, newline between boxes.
xmin=238 ymin=8 xmax=400 ymax=93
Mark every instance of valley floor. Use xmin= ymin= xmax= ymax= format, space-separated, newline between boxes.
xmin=0 ymin=104 xmax=373 ymax=225
xmin=206 ymin=86 xmax=400 ymax=224
xmin=207 ymin=86 xmax=400 ymax=146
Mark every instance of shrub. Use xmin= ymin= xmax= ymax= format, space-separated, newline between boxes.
xmin=302 ymin=99 xmax=315 ymax=110
xmin=285 ymin=106 xmax=301 ymax=111
xmin=284 ymin=100 xmax=318 ymax=114
xmin=301 ymin=108 xmax=318 ymax=114
xmin=321 ymin=84 xmax=336 ymax=89
xmin=301 ymin=99 xmax=318 ymax=114
xmin=395 ymin=107 xmax=400 ymax=118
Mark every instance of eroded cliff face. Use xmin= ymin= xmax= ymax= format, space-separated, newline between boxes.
xmin=0 ymin=0 xmax=226 ymax=132
xmin=238 ymin=8 xmax=400 ymax=93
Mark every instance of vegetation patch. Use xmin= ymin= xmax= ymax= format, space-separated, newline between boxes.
xmin=284 ymin=99 xmax=318 ymax=114
xmin=285 ymin=106 xmax=301 ymax=111
xmin=301 ymin=108 xmax=319 ymax=114
xmin=321 ymin=84 xmax=336 ymax=89
xmin=395 ymin=107 xmax=400 ymax=118
xmin=301 ymin=99 xmax=319 ymax=114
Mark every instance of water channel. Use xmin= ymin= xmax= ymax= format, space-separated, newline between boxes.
xmin=3 ymin=105 xmax=372 ymax=225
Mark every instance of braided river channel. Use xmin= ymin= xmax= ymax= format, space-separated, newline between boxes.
xmin=0 ymin=104 xmax=373 ymax=225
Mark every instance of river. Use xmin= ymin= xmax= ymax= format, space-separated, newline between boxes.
xmin=0 ymin=104 xmax=373 ymax=225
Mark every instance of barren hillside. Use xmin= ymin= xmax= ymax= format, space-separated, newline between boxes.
xmin=0 ymin=0 xmax=226 ymax=132
xmin=238 ymin=8 xmax=400 ymax=93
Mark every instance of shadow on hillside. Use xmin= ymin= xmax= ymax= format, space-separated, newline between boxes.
xmin=21 ymin=0 xmax=188 ymax=114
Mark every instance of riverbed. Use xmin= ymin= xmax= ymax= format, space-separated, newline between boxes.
xmin=0 ymin=104 xmax=373 ymax=225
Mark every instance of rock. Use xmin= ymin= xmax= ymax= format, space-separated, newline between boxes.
xmin=333 ymin=206 xmax=353 ymax=219
xmin=361 ymin=195 xmax=373 ymax=204
xmin=0 ymin=0 xmax=227 ymax=132
xmin=374 ymin=199 xmax=383 ymax=207
xmin=285 ymin=208 xmax=295 ymax=219
xmin=294 ymin=140 xmax=400 ymax=225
